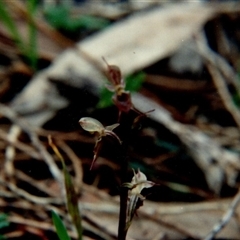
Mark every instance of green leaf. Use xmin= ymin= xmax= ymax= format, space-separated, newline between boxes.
xmin=76 ymin=15 xmax=109 ymax=31
xmin=44 ymin=5 xmax=69 ymax=30
xmin=125 ymin=72 xmax=145 ymax=92
xmin=97 ymin=87 xmax=114 ymax=108
xmin=52 ymin=211 xmax=71 ymax=240
xmin=45 ymin=4 xmax=109 ymax=33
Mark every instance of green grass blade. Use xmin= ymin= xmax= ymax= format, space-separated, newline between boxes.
xmin=49 ymin=137 xmax=83 ymax=240
xmin=62 ymin=159 xmax=83 ymax=240
xmin=52 ymin=210 xmax=71 ymax=240
xmin=26 ymin=0 xmax=38 ymax=70
xmin=0 ymin=1 xmax=25 ymax=53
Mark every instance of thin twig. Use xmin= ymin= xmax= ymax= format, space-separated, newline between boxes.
xmin=195 ymin=32 xmax=240 ymax=130
xmin=4 ymin=125 xmax=21 ymax=177
xmin=15 ymin=170 xmax=61 ymax=198
xmin=0 ymin=176 xmax=62 ymax=205
xmin=0 ymin=128 xmax=41 ymax=160
xmin=204 ymin=188 xmax=240 ymax=240
xmin=8 ymin=215 xmax=77 ymax=238
xmin=0 ymin=103 xmax=62 ymax=183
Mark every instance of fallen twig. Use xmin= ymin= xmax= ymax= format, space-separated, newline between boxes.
xmin=195 ymin=32 xmax=240 ymax=130
xmin=4 ymin=125 xmax=21 ymax=177
xmin=0 ymin=176 xmax=62 ymax=205
xmin=0 ymin=103 xmax=62 ymax=183
xmin=0 ymin=128 xmax=41 ymax=160
xmin=203 ymin=188 xmax=240 ymax=240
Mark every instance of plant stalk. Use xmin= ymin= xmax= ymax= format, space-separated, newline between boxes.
xmin=118 ymin=187 xmax=128 ymax=240
xmin=118 ymin=131 xmax=128 ymax=240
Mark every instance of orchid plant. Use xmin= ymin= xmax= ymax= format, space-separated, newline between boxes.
xmin=79 ymin=60 xmax=155 ymax=240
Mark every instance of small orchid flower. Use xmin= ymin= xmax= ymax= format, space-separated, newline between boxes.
xmin=129 ymin=169 xmax=155 ymax=196
xmin=79 ymin=117 xmax=121 ymax=144
xmin=102 ymin=57 xmax=125 ymax=95
xmin=103 ymin=58 xmax=133 ymax=114
xmin=123 ymin=169 xmax=155 ymax=230
xmin=79 ymin=117 xmax=121 ymax=169
xmin=103 ymin=58 xmax=154 ymax=122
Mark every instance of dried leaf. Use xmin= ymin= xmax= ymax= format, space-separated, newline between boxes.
xmin=78 ymin=3 xmax=217 ymax=74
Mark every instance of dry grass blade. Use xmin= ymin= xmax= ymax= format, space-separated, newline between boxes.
xmin=57 ymin=140 xmax=83 ymax=191
xmin=48 ymin=136 xmax=83 ymax=240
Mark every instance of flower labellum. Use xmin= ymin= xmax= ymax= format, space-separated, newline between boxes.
xmin=130 ymin=169 xmax=155 ymax=196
